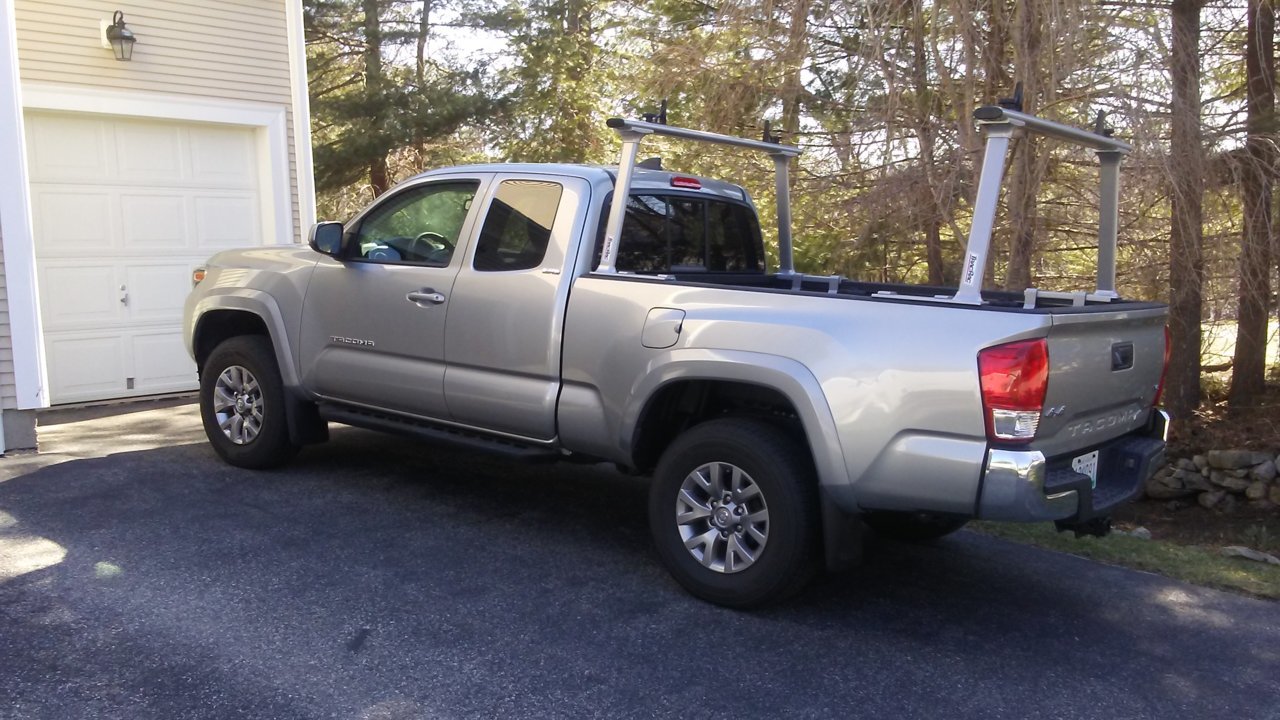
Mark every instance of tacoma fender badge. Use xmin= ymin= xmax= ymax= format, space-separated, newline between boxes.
xmin=331 ymin=336 xmax=375 ymax=348
xmin=1064 ymin=408 xmax=1143 ymax=438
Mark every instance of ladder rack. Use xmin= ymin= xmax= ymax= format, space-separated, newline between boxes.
xmin=600 ymin=102 xmax=1134 ymax=307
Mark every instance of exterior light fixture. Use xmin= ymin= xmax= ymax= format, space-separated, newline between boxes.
xmin=105 ymin=11 xmax=136 ymax=61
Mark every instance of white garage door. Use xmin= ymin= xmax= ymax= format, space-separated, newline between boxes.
xmin=25 ymin=111 xmax=264 ymax=404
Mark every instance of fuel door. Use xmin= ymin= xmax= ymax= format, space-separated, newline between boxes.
xmin=642 ymin=307 xmax=685 ymax=349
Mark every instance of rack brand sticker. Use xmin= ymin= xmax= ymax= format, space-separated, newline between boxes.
xmin=963 ymin=253 xmax=980 ymax=285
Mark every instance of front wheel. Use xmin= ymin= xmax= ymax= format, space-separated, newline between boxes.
xmin=649 ymin=418 xmax=819 ymax=608
xmin=199 ymin=335 xmax=298 ymax=469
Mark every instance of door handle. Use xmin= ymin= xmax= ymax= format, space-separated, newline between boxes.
xmin=406 ymin=290 xmax=446 ymax=305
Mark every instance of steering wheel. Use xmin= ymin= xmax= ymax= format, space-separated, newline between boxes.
xmin=415 ymin=231 xmax=453 ymax=253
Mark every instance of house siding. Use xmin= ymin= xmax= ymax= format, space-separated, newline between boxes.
xmin=0 ymin=211 xmax=14 ymax=411
xmin=12 ymin=0 xmax=301 ymax=243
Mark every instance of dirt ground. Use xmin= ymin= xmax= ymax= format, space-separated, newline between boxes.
xmin=1114 ymin=500 xmax=1280 ymax=554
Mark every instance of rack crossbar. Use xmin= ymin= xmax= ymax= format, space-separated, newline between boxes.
xmin=599 ymin=118 xmax=802 ymax=276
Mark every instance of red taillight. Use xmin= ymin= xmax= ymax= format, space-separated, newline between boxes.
xmin=1154 ymin=325 xmax=1171 ymax=407
xmin=671 ymin=176 xmax=702 ymax=189
xmin=978 ymin=338 xmax=1049 ymax=443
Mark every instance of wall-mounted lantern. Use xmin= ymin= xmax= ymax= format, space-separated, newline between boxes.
xmin=105 ymin=11 xmax=136 ymax=61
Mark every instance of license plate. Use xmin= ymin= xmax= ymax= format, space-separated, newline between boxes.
xmin=1072 ymin=450 xmax=1099 ymax=489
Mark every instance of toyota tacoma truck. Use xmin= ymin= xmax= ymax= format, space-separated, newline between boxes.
xmin=185 ymin=105 xmax=1170 ymax=607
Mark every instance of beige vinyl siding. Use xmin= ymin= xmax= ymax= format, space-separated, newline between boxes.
xmin=13 ymin=0 xmax=302 ymax=242
xmin=0 ymin=214 xmax=17 ymax=410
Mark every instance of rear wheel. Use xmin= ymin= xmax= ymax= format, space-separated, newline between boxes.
xmin=199 ymin=335 xmax=298 ymax=469
xmin=862 ymin=511 xmax=968 ymax=543
xmin=649 ymin=418 xmax=819 ymax=608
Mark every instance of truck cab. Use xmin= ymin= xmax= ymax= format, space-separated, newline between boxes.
xmin=296 ymin=164 xmax=765 ymax=440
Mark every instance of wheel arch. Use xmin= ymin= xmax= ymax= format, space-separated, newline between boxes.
xmin=190 ymin=293 xmax=300 ymax=389
xmin=622 ymin=350 xmax=848 ymax=499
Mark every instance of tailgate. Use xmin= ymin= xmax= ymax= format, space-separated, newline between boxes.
xmin=1033 ymin=306 xmax=1167 ymax=459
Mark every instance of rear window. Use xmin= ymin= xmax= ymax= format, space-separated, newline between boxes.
xmin=595 ymin=194 xmax=764 ymax=274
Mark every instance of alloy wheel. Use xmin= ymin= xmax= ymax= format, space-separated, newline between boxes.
xmin=212 ymin=364 xmax=264 ymax=445
xmin=675 ymin=461 xmax=770 ymax=573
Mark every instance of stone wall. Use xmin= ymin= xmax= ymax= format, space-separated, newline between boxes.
xmin=1146 ymin=450 xmax=1280 ymax=511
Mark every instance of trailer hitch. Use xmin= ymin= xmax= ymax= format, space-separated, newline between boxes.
xmin=1055 ymin=516 xmax=1113 ymax=538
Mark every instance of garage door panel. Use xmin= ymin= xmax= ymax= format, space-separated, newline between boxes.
xmin=26 ymin=114 xmax=110 ymax=182
xmin=39 ymin=265 xmax=122 ymax=330
xmin=32 ymin=190 xmax=114 ymax=252
xmin=28 ymin=111 xmax=264 ymax=404
xmin=124 ymin=264 xmax=194 ymax=323
xmin=121 ymin=194 xmax=189 ymax=248
xmin=131 ymin=331 xmax=198 ymax=393
xmin=189 ymin=125 xmax=257 ymax=188
xmin=194 ymin=195 xmax=259 ymax=248
xmin=46 ymin=335 xmax=128 ymax=402
xmin=116 ymin=123 xmax=184 ymax=183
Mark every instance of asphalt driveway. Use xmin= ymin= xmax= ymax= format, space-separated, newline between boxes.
xmin=1 ymin=402 xmax=1277 ymax=719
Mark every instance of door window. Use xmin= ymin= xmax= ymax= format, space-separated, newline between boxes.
xmin=351 ymin=181 xmax=480 ymax=266
xmin=473 ymin=180 xmax=564 ymax=272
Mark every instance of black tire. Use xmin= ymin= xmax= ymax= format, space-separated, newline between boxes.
xmin=649 ymin=417 xmax=819 ymax=609
xmin=862 ymin=511 xmax=968 ymax=543
xmin=199 ymin=335 xmax=298 ymax=469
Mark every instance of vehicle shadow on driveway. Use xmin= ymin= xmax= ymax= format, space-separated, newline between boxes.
xmin=0 ymin=426 xmax=1277 ymax=719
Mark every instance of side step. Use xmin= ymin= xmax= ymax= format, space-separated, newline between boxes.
xmin=318 ymin=403 xmax=563 ymax=462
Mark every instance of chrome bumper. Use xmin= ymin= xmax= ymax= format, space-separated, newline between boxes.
xmin=977 ymin=409 xmax=1170 ymax=522
xmin=1151 ymin=408 xmax=1170 ymax=442
xmin=977 ymin=449 xmax=1076 ymax=521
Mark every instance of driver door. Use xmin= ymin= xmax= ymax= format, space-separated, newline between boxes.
xmin=299 ymin=175 xmax=492 ymax=419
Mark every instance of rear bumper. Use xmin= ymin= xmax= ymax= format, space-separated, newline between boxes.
xmin=977 ymin=409 xmax=1168 ymax=522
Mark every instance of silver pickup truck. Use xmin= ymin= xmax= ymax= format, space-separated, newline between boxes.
xmin=185 ymin=106 xmax=1169 ymax=607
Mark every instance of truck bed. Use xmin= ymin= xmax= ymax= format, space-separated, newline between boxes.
xmin=639 ymin=271 xmax=1165 ymax=314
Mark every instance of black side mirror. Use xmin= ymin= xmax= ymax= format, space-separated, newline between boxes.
xmin=309 ymin=221 xmax=344 ymax=257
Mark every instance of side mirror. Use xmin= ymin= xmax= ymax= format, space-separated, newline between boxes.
xmin=308 ymin=221 xmax=344 ymax=257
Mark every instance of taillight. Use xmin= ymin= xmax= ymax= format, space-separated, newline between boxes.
xmin=1154 ymin=325 xmax=1171 ymax=407
xmin=978 ymin=338 xmax=1049 ymax=443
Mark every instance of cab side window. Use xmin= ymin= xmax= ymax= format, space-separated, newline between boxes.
xmin=351 ymin=181 xmax=479 ymax=266
xmin=615 ymin=195 xmax=667 ymax=273
xmin=593 ymin=194 xmax=765 ymax=274
xmin=473 ymin=180 xmax=564 ymax=272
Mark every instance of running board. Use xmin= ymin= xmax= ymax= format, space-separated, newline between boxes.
xmin=318 ymin=403 xmax=563 ymax=462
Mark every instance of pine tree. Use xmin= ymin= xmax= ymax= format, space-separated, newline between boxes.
xmin=305 ymin=0 xmax=503 ymax=202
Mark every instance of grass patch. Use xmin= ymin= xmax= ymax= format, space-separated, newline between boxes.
xmin=972 ymin=521 xmax=1280 ymax=600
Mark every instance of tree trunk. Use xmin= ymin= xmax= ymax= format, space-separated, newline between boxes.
xmin=780 ymin=0 xmax=811 ymax=140
xmin=980 ymin=0 xmax=1006 ymax=287
xmin=910 ymin=0 xmax=945 ymax=285
xmin=779 ymin=0 xmax=811 ymax=199
xmin=363 ymin=0 xmax=389 ymax=197
xmin=982 ymin=0 xmax=1008 ymax=104
xmin=413 ymin=0 xmax=433 ymax=161
xmin=1230 ymin=0 xmax=1276 ymax=407
xmin=416 ymin=0 xmax=431 ymax=86
xmin=1165 ymin=0 xmax=1206 ymax=417
xmin=1004 ymin=0 xmax=1042 ymax=292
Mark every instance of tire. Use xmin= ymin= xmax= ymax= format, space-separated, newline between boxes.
xmin=199 ymin=335 xmax=298 ymax=469
xmin=649 ymin=417 xmax=819 ymax=608
xmin=862 ymin=511 xmax=968 ymax=543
